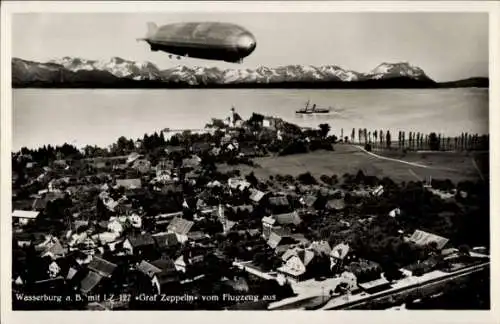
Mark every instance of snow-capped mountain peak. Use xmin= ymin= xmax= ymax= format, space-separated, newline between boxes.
xmin=49 ymin=56 xmax=162 ymax=80
xmin=13 ymin=57 xmax=435 ymax=86
xmin=367 ymin=62 xmax=428 ymax=80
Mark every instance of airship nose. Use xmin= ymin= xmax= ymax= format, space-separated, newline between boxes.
xmin=237 ymin=33 xmax=257 ymax=53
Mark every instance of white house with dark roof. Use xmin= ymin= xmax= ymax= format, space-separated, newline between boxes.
xmin=407 ymin=229 xmax=449 ymax=250
xmin=137 ymin=258 xmax=179 ymax=294
xmin=116 ymin=178 xmax=142 ymax=189
xmin=330 ymin=243 xmax=350 ymax=271
xmin=12 ymin=210 xmax=40 ymax=225
xmin=276 ymin=247 xmax=316 ymax=282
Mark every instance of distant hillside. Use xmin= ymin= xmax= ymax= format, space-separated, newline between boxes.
xmin=11 ymin=57 xmax=487 ymax=89
xmin=437 ymin=77 xmax=489 ymax=88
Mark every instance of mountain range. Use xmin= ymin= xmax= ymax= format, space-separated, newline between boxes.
xmin=12 ymin=57 xmax=488 ymax=89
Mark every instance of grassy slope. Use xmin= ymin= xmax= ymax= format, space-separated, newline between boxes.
xmin=218 ymin=145 xmax=487 ymax=183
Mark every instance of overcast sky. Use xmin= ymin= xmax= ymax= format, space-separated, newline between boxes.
xmin=12 ymin=12 xmax=488 ymax=81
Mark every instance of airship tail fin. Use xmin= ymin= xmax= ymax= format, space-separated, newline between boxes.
xmin=146 ymin=22 xmax=158 ymax=39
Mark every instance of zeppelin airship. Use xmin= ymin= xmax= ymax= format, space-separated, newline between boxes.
xmin=138 ymin=22 xmax=257 ymax=63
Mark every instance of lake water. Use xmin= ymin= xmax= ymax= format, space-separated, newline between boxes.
xmin=13 ymin=88 xmax=488 ymax=151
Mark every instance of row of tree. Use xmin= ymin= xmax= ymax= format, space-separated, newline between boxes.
xmin=344 ymin=128 xmax=488 ymax=151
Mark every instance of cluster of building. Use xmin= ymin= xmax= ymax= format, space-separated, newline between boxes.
xmin=11 ymin=111 xmax=488 ymax=310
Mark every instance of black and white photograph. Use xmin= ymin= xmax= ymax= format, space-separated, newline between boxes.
xmin=1 ymin=0 xmax=497 ymax=318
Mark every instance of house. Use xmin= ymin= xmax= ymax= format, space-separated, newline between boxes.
xmin=132 ymin=159 xmax=152 ymax=174
xmin=53 ymin=159 xmax=68 ymax=168
xmin=80 ymin=257 xmax=117 ymax=295
xmin=407 ymin=230 xmax=449 ymax=250
xmin=191 ymin=142 xmax=212 ymax=154
xmin=309 ymin=240 xmax=332 ymax=256
xmin=222 ymin=219 xmax=237 ymax=234
xmin=247 ymin=229 xmax=261 ymax=237
xmin=66 ymin=267 xmax=79 ymax=281
xmin=14 ymin=233 xmax=33 ymax=248
xmin=262 ymin=216 xmax=276 ymax=239
xmin=388 ymin=208 xmax=401 ymax=218
xmin=228 ymin=178 xmax=251 ymax=191
xmin=167 ymin=217 xmax=194 ymax=243
xmin=47 ymin=261 xmax=61 ymax=278
xmin=268 ymin=196 xmax=290 ymax=208
xmin=273 ymin=211 xmax=302 ymax=226
xmin=276 ymin=247 xmax=316 ymax=282
xmin=156 ymin=159 xmax=173 ymax=173
xmin=92 ymin=231 xmax=120 ymax=246
xmin=123 ymin=234 xmax=156 ymax=256
xmin=187 ymin=231 xmax=208 ymax=243
xmin=126 ymin=152 xmax=141 ymax=165
xmin=261 ymin=211 xmax=302 ymax=241
xmin=116 ymin=178 xmax=142 ymax=189
xmin=267 ymin=227 xmax=301 ymax=250
xmin=249 ymin=189 xmax=267 ymax=204
xmin=326 ymin=199 xmax=345 ymax=211
xmin=330 ymin=243 xmax=350 ymax=272
xmin=263 ymin=117 xmax=277 ymax=129
xmin=153 ymin=232 xmax=180 ymax=251
xmin=165 ymin=146 xmax=185 ymax=155
xmin=128 ymin=214 xmax=142 ymax=228
xmin=136 ymin=258 xmax=180 ymax=294
xmin=230 ymin=204 xmax=254 ymax=214
xmin=80 ymin=271 xmax=104 ymax=295
xmin=371 ymin=185 xmax=384 ymax=197
xmin=107 ymin=218 xmax=124 ymax=234
xmin=40 ymin=239 xmax=66 ymax=260
xmin=12 ymin=210 xmax=40 ymax=226
xmin=88 ymin=256 xmax=117 ymax=278
xmin=182 ymin=155 xmax=202 ymax=169
xmin=441 ymin=248 xmax=461 ymax=260
xmin=239 ymin=146 xmax=260 ymax=158
xmin=174 ymin=255 xmax=188 ymax=273
xmin=174 ymin=254 xmax=205 ymax=274
xmin=299 ymin=195 xmax=318 ymax=209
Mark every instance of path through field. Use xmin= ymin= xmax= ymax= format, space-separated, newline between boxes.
xmin=351 ymin=145 xmax=459 ymax=172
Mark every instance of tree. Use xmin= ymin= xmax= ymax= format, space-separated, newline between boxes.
xmin=429 ymin=132 xmax=440 ymax=151
xmin=340 ymin=128 xmax=344 ymax=141
xmin=374 ymin=130 xmax=378 ymax=147
xmin=363 ymin=129 xmax=368 ymax=145
xmin=386 ymin=131 xmax=391 ymax=149
xmin=351 ymin=128 xmax=355 ymax=143
xmin=318 ymin=124 xmax=331 ymax=138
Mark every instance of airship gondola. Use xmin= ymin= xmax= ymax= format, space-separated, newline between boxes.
xmin=138 ymin=22 xmax=257 ymax=63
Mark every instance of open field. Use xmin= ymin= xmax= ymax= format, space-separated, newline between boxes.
xmin=218 ymin=144 xmax=487 ymax=183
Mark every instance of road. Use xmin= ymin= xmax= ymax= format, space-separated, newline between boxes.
xmin=351 ymin=145 xmax=459 ymax=172
xmin=321 ymin=261 xmax=489 ymax=310
xmin=232 ymin=261 xmax=275 ymax=280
